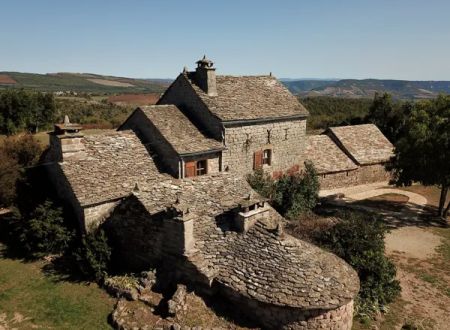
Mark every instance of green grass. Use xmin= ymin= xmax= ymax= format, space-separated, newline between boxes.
xmin=0 ymin=244 xmax=115 ymax=329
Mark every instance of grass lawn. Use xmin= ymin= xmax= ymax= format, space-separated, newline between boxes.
xmin=0 ymin=244 xmax=115 ymax=329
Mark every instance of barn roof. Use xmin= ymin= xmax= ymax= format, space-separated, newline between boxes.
xmin=327 ymin=124 xmax=394 ymax=165
xmin=130 ymin=172 xmax=359 ymax=309
xmin=184 ymin=73 xmax=309 ymax=122
xmin=60 ymin=130 xmax=166 ymax=207
xmin=304 ymin=135 xmax=358 ymax=174
xmin=139 ymin=105 xmax=224 ymax=155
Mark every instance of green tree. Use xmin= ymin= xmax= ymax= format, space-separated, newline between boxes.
xmin=17 ymin=200 xmax=75 ymax=256
xmin=315 ymin=211 xmax=401 ymax=317
xmin=387 ymin=95 xmax=450 ymax=218
xmin=0 ymin=134 xmax=42 ymax=207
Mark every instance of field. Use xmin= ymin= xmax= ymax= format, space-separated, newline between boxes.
xmin=0 ymin=74 xmax=17 ymax=85
xmin=107 ymin=93 xmax=160 ymax=106
xmin=0 ymin=244 xmax=115 ymax=329
xmin=0 ymin=72 xmax=168 ymax=94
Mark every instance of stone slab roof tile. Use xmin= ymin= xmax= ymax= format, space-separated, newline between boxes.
xmin=60 ymin=130 xmax=166 ymax=207
xmin=185 ymin=73 xmax=309 ymax=122
xmin=304 ymin=135 xmax=358 ymax=174
xmin=139 ymin=105 xmax=224 ymax=155
xmin=134 ymin=172 xmax=359 ymax=310
xmin=328 ymin=124 xmax=394 ymax=165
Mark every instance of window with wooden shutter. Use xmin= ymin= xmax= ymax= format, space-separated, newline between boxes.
xmin=185 ymin=161 xmax=197 ymax=178
xmin=254 ymin=150 xmax=263 ymax=170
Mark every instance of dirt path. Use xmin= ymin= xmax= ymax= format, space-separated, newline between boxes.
xmin=386 ymin=226 xmax=450 ymax=329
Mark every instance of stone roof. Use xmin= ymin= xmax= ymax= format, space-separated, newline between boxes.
xmin=133 ymin=173 xmax=359 ymax=309
xmin=60 ymin=130 xmax=166 ymax=207
xmin=327 ymin=124 xmax=394 ymax=165
xmin=304 ymin=135 xmax=358 ymax=174
xmin=185 ymin=73 xmax=309 ymax=122
xmin=139 ymin=105 xmax=224 ymax=155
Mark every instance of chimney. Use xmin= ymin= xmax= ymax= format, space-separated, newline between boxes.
xmin=48 ymin=115 xmax=86 ymax=162
xmin=195 ymin=55 xmax=217 ymax=96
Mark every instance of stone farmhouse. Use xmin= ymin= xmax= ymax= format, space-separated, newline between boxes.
xmin=44 ymin=56 xmax=395 ymax=329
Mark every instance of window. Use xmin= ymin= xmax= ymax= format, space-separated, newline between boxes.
xmin=185 ymin=159 xmax=208 ymax=178
xmin=196 ymin=159 xmax=207 ymax=176
xmin=262 ymin=149 xmax=272 ymax=165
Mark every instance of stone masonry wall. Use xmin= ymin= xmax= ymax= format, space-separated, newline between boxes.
xmin=222 ymin=119 xmax=307 ymax=176
xmin=356 ymin=163 xmax=391 ymax=184
xmin=318 ymin=163 xmax=390 ymax=190
xmin=84 ymin=201 xmax=120 ymax=231
xmin=158 ymin=74 xmax=224 ymax=140
xmin=319 ymin=170 xmax=360 ymax=190
xmin=218 ymin=282 xmax=354 ymax=330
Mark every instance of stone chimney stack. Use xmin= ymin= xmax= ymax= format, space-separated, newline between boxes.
xmin=48 ymin=115 xmax=85 ymax=162
xmin=195 ymin=55 xmax=217 ymax=96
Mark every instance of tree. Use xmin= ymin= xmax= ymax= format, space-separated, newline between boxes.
xmin=387 ymin=95 xmax=450 ymax=218
xmin=0 ymin=134 xmax=42 ymax=207
xmin=368 ymin=92 xmax=407 ymax=143
xmin=17 ymin=200 xmax=75 ymax=256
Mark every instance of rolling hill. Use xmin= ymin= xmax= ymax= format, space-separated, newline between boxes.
xmin=282 ymin=79 xmax=450 ymax=99
xmin=0 ymin=72 xmax=169 ymax=94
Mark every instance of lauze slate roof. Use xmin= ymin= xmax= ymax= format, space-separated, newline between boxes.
xmin=139 ymin=105 xmax=224 ymax=155
xmin=185 ymin=73 xmax=309 ymax=122
xmin=304 ymin=135 xmax=358 ymax=174
xmin=133 ymin=173 xmax=359 ymax=309
xmin=328 ymin=124 xmax=394 ymax=165
xmin=60 ymin=130 xmax=166 ymax=207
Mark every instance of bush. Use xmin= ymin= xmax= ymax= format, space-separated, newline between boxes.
xmin=73 ymin=229 xmax=112 ymax=282
xmin=247 ymin=161 xmax=320 ymax=219
xmin=0 ymin=134 xmax=42 ymax=207
xmin=17 ymin=200 xmax=75 ymax=256
xmin=314 ymin=211 xmax=401 ymax=318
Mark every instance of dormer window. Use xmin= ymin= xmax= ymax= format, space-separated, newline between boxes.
xmin=185 ymin=159 xmax=208 ymax=178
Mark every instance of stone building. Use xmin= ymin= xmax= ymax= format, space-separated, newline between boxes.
xmin=44 ymin=56 xmax=397 ymax=329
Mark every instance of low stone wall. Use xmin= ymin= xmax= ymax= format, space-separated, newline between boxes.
xmin=319 ymin=163 xmax=391 ymax=190
xmin=218 ymin=283 xmax=353 ymax=330
xmin=357 ymin=163 xmax=391 ymax=184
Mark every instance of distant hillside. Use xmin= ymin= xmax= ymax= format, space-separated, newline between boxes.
xmin=0 ymin=72 xmax=169 ymax=94
xmin=283 ymin=79 xmax=450 ymax=99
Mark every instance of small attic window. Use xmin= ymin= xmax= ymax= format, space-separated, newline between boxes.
xmin=185 ymin=159 xmax=208 ymax=177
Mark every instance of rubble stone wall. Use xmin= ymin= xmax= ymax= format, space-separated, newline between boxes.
xmin=318 ymin=164 xmax=391 ymax=190
xmin=158 ymin=75 xmax=224 ymax=140
xmin=222 ymin=119 xmax=307 ymax=176
xmin=84 ymin=201 xmax=120 ymax=231
xmin=356 ymin=163 xmax=391 ymax=184
xmin=219 ymin=283 xmax=353 ymax=330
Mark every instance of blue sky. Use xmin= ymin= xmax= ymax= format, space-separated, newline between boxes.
xmin=1 ymin=0 xmax=450 ymax=80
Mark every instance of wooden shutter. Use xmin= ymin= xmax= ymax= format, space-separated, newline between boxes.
xmin=185 ymin=161 xmax=197 ymax=178
xmin=253 ymin=150 xmax=263 ymax=170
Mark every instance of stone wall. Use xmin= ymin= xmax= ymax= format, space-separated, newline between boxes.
xmin=318 ymin=164 xmax=391 ymax=190
xmin=356 ymin=163 xmax=391 ymax=184
xmin=222 ymin=119 xmax=307 ymax=176
xmin=319 ymin=170 xmax=359 ymax=190
xmin=45 ymin=163 xmax=85 ymax=231
xmin=218 ymin=282 xmax=353 ymax=330
xmin=84 ymin=200 xmax=120 ymax=231
xmin=182 ymin=152 xmax=222 ymax=176
xmin=158 ymin=74 xmax=224 ymax=140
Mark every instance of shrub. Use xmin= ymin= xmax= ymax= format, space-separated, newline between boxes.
xmin=247 ymin=162 xmax=320 ymax=219
xmin=0 ymin=134 xmax=42 ymax=207
xmin=314 ymin=211 xmax=401 ymax=318
xmin=17 ymin=200 xmax=75 ymax=256
xmin=73 ymin=229 xmax=112 ymax=282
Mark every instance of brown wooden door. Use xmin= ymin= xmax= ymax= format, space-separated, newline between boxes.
xmin=253 ymin=150 xmax=263 ymax=170
xmin=185 ymin=161 xmax=197 ymax=178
